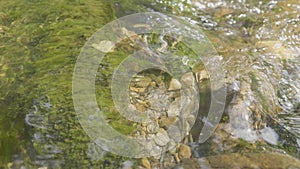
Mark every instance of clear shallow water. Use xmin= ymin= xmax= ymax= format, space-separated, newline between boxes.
xmin=0 ymin=0 xmax=299 ymax=168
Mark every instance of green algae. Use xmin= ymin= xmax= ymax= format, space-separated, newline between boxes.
xmin=0 ymin=0 xmax=299 ymax=168
xmin=0 ymin=0 xmax=125 ymax=168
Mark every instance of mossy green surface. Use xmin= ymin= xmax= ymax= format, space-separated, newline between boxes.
xmin=0 ymin=0 xmax=133 ymax=168
xmin=0 ymin=0 xmax=299 ymax=168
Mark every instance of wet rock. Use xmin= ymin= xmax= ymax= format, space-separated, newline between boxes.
xmin=168 ymin=78 xmax=182 ymax=91
xmin=136 ymin=81 xmax=151 ymax=87
xmin=141 ymin=158 xmax=151 ymax=169
xmin=161 ymin=153 xmax=177 ymax=168
xmin=147 ymin=91 xmax=171 ymax=113
xmin=92 ymin=40 xmax=114 ymax=53
xmin=180 ymin=158 xmax=210 ymax=169
xmin=134 ymin=76 xmax=152 ymax=82
xmin=122 ymin=160 xmax=133 ymax=169
xmin=183 ymin=134 xmax=193 ymax=144
xmin=259 ymin=127 xmax=279 ymax=145
xmin=178 ymin=144 xmax=192 ymax=159
xmin=138 ymin=139 xmax=156 ymax=156
xmin=168 ymin=90 xmax=181 ymax=99
xmin=136 ymin=99 xmax=150 ymax=107
xmin=154 ymin=129 xmax=170 ymax=146
xmin=167 ymin=125 xmax=184 ymax=143
xmin=167 ymin=139 xmax=177 ymax=154
xmin=181 ymin=152 xmax=300 ymax=169
xmin=148 ymin=159 xmax=162 ymax=169
xmin=181 ymin=72 xmax=195 ymax=87
xmin=134 ymin=76 xmax=152 ymax=87
xmin=159 ymin=116 xmax=178 ymax=128
xmin=187 ymin=114 xmax=196 ymax=125
xmin=137 ymin=87 xmax=147 ymax=93
xmin=167 ymin=98 xmax=180 ymax=117
xmin=146 ymin=121 xmax=159 ymax=134
xmin=150 ymin=81 xmax=157 ymax=88
xmin=206 ymin=152 xmax=300 ymax=169
xmin=135 ymin=103 xmax=147 ymax=112
xmin=228 ymin=80 xmax=260 ymax=142
xmin=130 ymin=86 xmax=140 ymax=93
xmin=196 ymin=70 xmax=209 ymax=82
xmin=229 ymin=100 xmax=259 ymax=142
xmin=182 ymin=121 xmax=191 ymax=136
xmin=174 ymin=152 xmax=180 ymax=163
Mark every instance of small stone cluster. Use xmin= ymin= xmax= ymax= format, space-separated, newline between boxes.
xmin=126 ymin=70 xmax=199 ymax=167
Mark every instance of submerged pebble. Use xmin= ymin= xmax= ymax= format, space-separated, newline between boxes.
xmin=168 ymin=78 xmax=182 ymax=91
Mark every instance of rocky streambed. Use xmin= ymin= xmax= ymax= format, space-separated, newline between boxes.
xmin=0 ymin=0 xmax=299 ymax=169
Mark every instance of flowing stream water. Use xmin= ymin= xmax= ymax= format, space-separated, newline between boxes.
xmin=0 ymin=0 xmax=299 ymax=168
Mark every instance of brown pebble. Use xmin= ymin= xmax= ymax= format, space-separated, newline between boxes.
xmin=178 ymin=144 xmax=192 ymax=159
xmin=135 ymin=103 xmax=147 ymax=112
xmin=141 ymin=158 xmax=151 ymax=169
xmin=174 ymin=153 xmax=180 ymax=163
xmin=138 ymin=87 xmax=147 ymax=93
xmin=130 ymin=86 xmax=139 ymax=92
xmin=136 ymin=81 xmax=150 ymax=87
xmin=159 ymin=116 xmax=178 ymax=128
xmin=150 ymin=81 xmax=157 ymax=88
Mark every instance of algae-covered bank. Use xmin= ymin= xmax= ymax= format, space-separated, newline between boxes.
xmin=0 ymin=1 xmax=121 ymax=168
xmin=0 ymin=0 xmax=300 ymax=168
